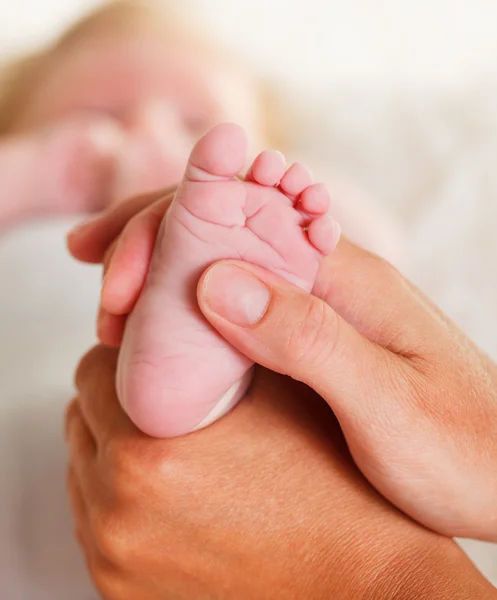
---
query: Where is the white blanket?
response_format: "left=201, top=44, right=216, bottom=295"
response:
left=1, top=220, right=101, bottom=599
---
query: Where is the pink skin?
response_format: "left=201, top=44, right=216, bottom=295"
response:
left=0, top=116, right=124, bottom=228
left=25, top=34, right=263, bottom=195
left=0, top=32, right=262, bottom=228
left=115, top=123, right=340, bottom=438
left=3, top=24, right=400, bottom=262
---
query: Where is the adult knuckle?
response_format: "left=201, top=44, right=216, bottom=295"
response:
left=74, top=346, right=101, bottom=390
left=101, top=435, right=174, bottom=503
left=90, top=559, right=127, bottom=600
left=64, top=399, right=79, bottom=438
left=74, top=345, right=117, bottom=390
left=285, top=298, right=338, bottom=369
left=101, top=438, right=142, bottom=499
left=103, top=437, right=131, bottom=471
left=64, top=398, right=78, bottom=423
left=91, top=507, right=136, bottom=568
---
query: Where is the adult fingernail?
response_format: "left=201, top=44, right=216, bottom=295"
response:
left=203, top=264, right=270, bottom=326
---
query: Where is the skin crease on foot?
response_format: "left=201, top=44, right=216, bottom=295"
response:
left=114, top=123, right=341, bottom=438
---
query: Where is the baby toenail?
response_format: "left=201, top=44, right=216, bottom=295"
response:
left=203, top=264, right=270, bottom=326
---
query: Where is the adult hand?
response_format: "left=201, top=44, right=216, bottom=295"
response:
left=196, top=241, right=497, bottom=541
left=66, top=345, right=494, bottom=600
left=67, top=188, right=175, bottom=345
left=67, top=191, right=497, bottom=541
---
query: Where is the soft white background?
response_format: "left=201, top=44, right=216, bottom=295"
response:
left=1, top=1, right=497, bottom=597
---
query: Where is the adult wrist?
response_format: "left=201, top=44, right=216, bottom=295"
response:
left=366, top=535, right=495, bottom=599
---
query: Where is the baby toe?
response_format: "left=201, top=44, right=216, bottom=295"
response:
left=299, top=183, right=331, bottom=216
left=307, top=215, right=341, bottom=256
left=246, top=150, right=286, bottom=186
left=187, top=123, right=248, bottom=181
left=279, top=163, right=313, bottom=198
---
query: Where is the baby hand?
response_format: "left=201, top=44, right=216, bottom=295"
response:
left=38, top=115, right=125, bottom=213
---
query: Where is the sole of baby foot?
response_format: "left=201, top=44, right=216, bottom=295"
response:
left=117, top=123, right=340, bottom=437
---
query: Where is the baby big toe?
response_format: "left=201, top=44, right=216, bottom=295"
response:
left=187, top=123, right=248, bottom=181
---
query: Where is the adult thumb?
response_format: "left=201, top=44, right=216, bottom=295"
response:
left=197, top=260, right=402, bottom=421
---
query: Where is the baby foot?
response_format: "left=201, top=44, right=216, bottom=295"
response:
left=117, top=123, right=340, bottom=437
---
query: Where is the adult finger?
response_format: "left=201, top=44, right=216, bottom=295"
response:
left=67, top=465, right=92, bottom=554
left=67, top=187, right=175, bottom=263
left=197, top=260, right=408, bottom=425
left=101, top=196, right=168, bottom=315
left=96, top=197, right=169, bottom=346
left=65, top=398, right=96, bottom=453
left=314, top=238, right=448, bottom=354
left=74, top=345, right=137, bottom=445
left=97, top=306, right=127, bottom=348
left=65, top=400, right=101, bottom=503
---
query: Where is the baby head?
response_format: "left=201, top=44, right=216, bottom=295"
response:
left=0, top=1, right=278, bottom=192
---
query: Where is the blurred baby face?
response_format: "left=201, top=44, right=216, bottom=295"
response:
left=16, top=32, right=264, bottom=194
